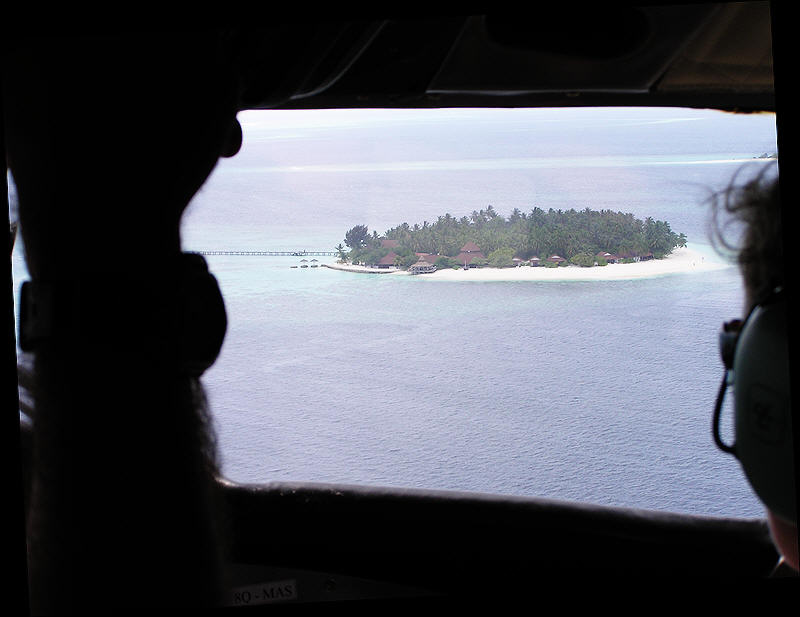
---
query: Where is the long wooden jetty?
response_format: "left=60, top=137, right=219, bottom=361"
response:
left=192, top=250, right=337, bottom=256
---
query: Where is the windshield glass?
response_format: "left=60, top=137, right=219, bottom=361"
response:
left=13, top=106, right=778, bottom=518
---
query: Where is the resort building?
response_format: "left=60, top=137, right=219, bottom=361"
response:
left=453, top=241, right=486, bottom=268
left=415, top=252, right=441, bottom=262
left=376, top=252, right=399, bottom=269
left=596, top=251, right=617, bottom=264
left=409, top=256, right=436, bottom=274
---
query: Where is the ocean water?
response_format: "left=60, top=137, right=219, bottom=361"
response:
left=12, top=107, right=780, bottom=518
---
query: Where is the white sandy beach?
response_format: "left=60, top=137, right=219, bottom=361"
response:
left=324, top=246, right=732, bottom=282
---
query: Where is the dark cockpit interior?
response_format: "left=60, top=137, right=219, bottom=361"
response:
left=231, top=4, right=776, bottom=112
left=3, top=3, right=796, bottom=611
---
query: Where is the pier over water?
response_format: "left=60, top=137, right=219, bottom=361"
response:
left=191, top=250, right=337, bottom=257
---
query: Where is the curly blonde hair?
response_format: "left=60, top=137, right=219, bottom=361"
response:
left=709, top=164, right=783, bottom=308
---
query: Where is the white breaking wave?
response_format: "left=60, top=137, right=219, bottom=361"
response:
left=230, top=155, right=773, bottom=175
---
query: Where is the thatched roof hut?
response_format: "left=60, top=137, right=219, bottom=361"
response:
left=409, top=256, right=436, bottom=274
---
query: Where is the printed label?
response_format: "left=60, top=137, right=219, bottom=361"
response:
left=229, top=580, right=297, bottom=606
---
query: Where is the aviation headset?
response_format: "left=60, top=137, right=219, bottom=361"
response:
left=714, top=287, right=796, bottom=523
left=19, top=252, right=227, bottom=377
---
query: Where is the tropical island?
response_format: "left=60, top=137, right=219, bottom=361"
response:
left=333, top=206, right=689, bottom=275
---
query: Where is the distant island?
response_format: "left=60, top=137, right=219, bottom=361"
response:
left=336, top=206, right=687, bottom=273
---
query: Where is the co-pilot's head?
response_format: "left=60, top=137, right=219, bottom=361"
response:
left=710, top=168, right=797, bottom=571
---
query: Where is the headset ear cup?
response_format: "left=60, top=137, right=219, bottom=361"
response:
left=732, top=300, right=796, bottom=522
left=177, top=254, right=227, bottom=376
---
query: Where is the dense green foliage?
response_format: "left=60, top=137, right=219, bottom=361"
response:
left=342, top=206, right=687, bottom=267
left=343, top=224, right=370, bottom=249
left=487, top=247, right=515, bottom=268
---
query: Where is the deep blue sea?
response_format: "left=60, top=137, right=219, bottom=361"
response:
left=12, top=106, right=780, bottom=518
